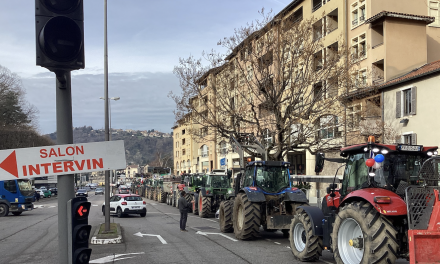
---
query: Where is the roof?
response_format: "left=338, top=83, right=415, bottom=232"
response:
left=365, top=11, right=435, bottom=24
left=342, top=60, right=440, bottom=101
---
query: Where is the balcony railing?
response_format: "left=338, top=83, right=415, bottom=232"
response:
left=327, top=26, right=338, bottom=34
left=359, top=16, right=365, bottom=22
left=312, top=2, right=322, bottom=12
left=352, top=19, right=358, bottom=26
left=373, top=77, right=384, bottom=85
left=372, top=43, right=384, bottom=49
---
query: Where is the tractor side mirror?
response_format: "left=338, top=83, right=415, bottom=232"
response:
left=315, top=153, right=325, bottom=173
left=235, top=173, right=242, bottom=194
left=327, top=183, right=338, bottom=195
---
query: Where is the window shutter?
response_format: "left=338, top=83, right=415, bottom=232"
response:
left=396, top=91, right=401, bottom=118
left=410, top=86, right=417, bottom=115
left=411, top=133, right=417, bottom=145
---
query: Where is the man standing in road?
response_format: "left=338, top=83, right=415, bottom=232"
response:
left=178, top=191, right=189, bottom=232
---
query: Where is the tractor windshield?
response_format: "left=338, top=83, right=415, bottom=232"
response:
left=206, top=175, right=230, bottom=188
left=17, top=180, right=34, bottom=196
left=342, top=153, right=427, bottom=195
left=193, top=175, right=204, bottom=187
left=255, top=166, right=289, bottom=193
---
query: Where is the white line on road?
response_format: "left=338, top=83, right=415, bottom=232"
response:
left=196, top=231, right=238, bottom=242
left=92, top=205, right=98, bottom=207
left=320, top=260, right=335, bottom=264
left=286, top=246, right=291, bottom=249
left=274, top=242, right=281, bottom=245
left=133, top=232, right=167, bottom=244
left=48, top=206, right=56, bottom=208
left=90, top=252, right=145, bottom=263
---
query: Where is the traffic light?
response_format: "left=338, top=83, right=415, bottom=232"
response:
left=68, top=197, right=92, bottom=264
left=35, top=0, right=85, bottom=71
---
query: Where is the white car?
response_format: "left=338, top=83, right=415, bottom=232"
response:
left=102, top=194, right=146, bottom=218
left=35, top=189, right=45, bottom=197
left=40, top=186, right=47, bottom=191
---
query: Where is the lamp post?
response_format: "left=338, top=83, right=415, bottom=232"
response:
left=100, top=96, right=120, bottom=198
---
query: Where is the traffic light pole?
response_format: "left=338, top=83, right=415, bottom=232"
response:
left=56, top=71, right=75, bottom=264
left=104, top=0, right=111, bottom=232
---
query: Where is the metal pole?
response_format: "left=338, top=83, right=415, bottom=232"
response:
left=109, top=100, right=114, bottom=196
left=56, top=70, right=74, bottom=264
left=104, top=0, right=111, bottom=231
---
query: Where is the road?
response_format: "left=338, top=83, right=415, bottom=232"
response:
left=0, top=192, right=410, bottom=264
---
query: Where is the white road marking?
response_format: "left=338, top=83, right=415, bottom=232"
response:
left=274, top=242, right=281, bottom=245
left=89, top=252, right=144, bottom=263
left=320, top=260, right=335, bottom=264
left=34, top=205, right=44, bottom=209
left=92, top=205, right=98, bottom=207
left=196, top=231, right=238, bottom=242
left=286, top=246, right=291, bottom=249
left=48, top=206, right=56, bottom=208
left=133, top=232, right=167, bottom=244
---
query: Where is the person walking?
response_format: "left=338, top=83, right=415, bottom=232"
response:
left=178, top=191, right=189, bottom=232
left=35, top=190, right=40, bottom=202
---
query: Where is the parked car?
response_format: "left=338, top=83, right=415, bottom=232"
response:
left=95, top=188, right=104, bottom=195
left=118, top=185, right=129, bottom=194
left=35, top=189, right=45, bottom=198
left=40, top=186, right=47, bottom=191
left=75, top=189, right=88, bottom=197
left=102, top=194, right=146, bottom=218
left=49, top=188, right=57, bottom=195
left=42, top=190, right=52, bottom=198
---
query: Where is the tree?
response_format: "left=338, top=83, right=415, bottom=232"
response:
left=150, top=151, right=173, bottom=168
left=170, top=9, right=365, bottom=161
left=0, top=65, right=37, bottom=130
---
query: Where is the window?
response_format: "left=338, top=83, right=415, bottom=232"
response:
left=314, top=50, right=323, bottom=71
left=182, top=129, right=186, bottom=135
left=351, top=0, right=366, bottom=29
left=219, top=141, right=228, bottom=155
left=201, top=145, right=209, bottom=157
left=314, top=82, right=324, bottom=101
left=326, top=9, right=339, bottom=34
left=187, top=159, right=191, bottom=167
left=351, top=33, right=367, bottom=60
left=402, top=133, right=417, bottom=145
left=284, top=7, right=303, bottom=31
left=312, top=0, right=322, bottom=12
left=263, top=129, right=273, bottom=148
left=4, top=180, right=17, bottom=193
left=182, top=149, right=186, bottom=156
left=396, top=87, right=417, bottom=118
left=315, top=115, right=341, bottom=139
left=313, top=19, right=323, bottom=41
left=182, top=138, right=185, bottom=145
left=347, top=105, right=362, bottom=130
left=429, top=1, right=440, bottom=27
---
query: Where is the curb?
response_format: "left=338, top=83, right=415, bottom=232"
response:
left=90, top=223, right=123, bottom=245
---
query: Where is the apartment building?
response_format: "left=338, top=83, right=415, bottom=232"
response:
left=172, top=0, right=440, bottom=201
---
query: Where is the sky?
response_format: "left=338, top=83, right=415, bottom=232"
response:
left=0, top=0, right=292, bottom=135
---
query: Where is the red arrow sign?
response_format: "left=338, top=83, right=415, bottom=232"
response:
left=0, top=151, right=18, bottom=178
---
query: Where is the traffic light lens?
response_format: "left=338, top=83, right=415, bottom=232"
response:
left=42, top=0, right=81, bottom=13
left=39, top=16, right=82, bottom=62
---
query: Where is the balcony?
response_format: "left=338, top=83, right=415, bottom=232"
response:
left=359, top=16, right=365, bottom=22
left=352, top=19, right=358, bottom=26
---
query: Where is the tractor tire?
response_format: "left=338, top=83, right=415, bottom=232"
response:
left=185, top=194, right=193, bottom=213
left=154, top=190, right=158, bottom=201
left=149, top=190, right=153, bottom=200
left=160, top=190, right=166, bottom=203
left=332, top=201, right=399, bottom=264
left=233, top=193, right=261, bottom=240
left=0, top=204, right=9, bottom=217
left=289, top=208, right=323, bottom=261
left=220, top=200, right=233, bottom=233
left=157, top=190, right=162, bottom=202
left=198, top=191, right=211, bottom=218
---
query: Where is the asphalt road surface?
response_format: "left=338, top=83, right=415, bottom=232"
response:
left=0, top=193, right=410, bottom=264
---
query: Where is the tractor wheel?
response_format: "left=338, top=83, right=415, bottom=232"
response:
left=149, top=190, right=153, bottom=200
left=219, top=200, right=233, bottom=233
left=154, top=190, right=158, bottom=201
left=160, top=190, right=166, bottom=203
left=332, top=201, right=398, bottom=264
left=145, top=189, right=148, bottom=198
left=233, top=193, right=261, bottom=240
left=289, top=208, right=323, bottom=261
left=199, top=191, right=211, bottom=218
left=185, top=194, right=193, bottom=213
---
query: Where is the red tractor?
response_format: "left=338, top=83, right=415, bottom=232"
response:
left=289, top=136, right=440, bottom=264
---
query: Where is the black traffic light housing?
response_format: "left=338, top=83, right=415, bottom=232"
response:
left=68, top=197, right=92, bottom=264
left=35, top=0, right=85, bottom=71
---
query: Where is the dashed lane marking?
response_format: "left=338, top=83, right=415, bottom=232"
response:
left=274, top=242, right=281, bottom=245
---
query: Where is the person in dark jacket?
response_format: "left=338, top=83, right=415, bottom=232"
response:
left=178, top=191, right=190, bottom=232
left=34, top=190, right=40, bottom=202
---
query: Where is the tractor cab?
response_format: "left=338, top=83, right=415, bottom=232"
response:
left=335, top=137, right=438, bottom=199
left=243, top=161, right=291, bottom=194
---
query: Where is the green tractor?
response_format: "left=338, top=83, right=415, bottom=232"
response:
left=182, top=173, right=206, bottom=214
left=156, top=178, right=167, bottom=203
left=145, top=179, right=154, bottom=199
left=197, top=170, right=234, bottom=218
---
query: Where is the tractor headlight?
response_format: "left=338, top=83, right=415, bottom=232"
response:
left=428, top=151, right=433, bottom=156
left=228, top=190, right=232, bottom=194
left=435, top=151, right=438, bottom=155
left=381, top=149, right=389, bottom=154
left=373, top=148, right=380, bottom=153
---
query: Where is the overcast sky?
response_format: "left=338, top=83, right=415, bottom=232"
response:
left=0, top=0, right=291, bottom=135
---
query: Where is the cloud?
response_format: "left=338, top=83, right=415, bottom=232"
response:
left=23, top=71, right=180, bottom=134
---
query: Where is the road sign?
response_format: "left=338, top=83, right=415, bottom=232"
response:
left=220, top=158, right=226, bottom=166
left=0, top=140, right=126, bottom=181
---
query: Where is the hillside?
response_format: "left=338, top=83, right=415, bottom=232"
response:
left=45, top=126, right=173, bottom=166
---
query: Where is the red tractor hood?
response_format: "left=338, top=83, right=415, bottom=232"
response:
left=342, top=188, right=407, bottom=216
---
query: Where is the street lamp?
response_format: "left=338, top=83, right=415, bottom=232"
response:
left=99, top=96, right=120, bottom=140
left=99, top=96, right=120, bottom=196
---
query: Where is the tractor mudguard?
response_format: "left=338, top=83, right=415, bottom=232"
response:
left=285, top=191, right=309, bottom=203
left=297, top=206, right=324, bottom=236
left=200, top=188, right=213, bottom=197
left=341, top=188, right=407, bottom=216
left=243, top=188, right=266, bottom=202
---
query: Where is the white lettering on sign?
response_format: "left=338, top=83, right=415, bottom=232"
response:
left=0, top=141, right=126, bottom=181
